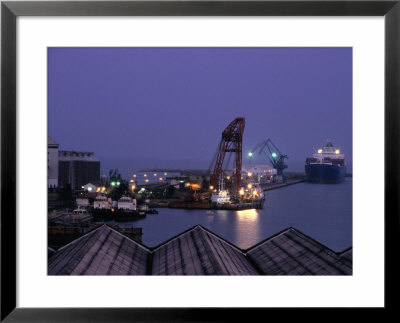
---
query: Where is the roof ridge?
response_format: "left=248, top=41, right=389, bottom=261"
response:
left=56, top=223, right=105, bottom=252
left=104, top=224, right=151, bottom=252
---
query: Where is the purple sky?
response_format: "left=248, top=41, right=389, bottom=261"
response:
left=48, top=47, right=352, bottom=177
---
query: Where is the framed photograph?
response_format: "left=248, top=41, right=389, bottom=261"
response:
left=1, top=0, right=398, bottom=320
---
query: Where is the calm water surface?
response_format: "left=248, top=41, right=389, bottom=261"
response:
left=118, top=178, right=352, bottom=252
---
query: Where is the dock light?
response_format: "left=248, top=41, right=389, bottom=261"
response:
left=239, top=189, right=245, bottom=195
left=248, top=152, right=253, bottom=157
left=335, top=149, right=340, bottom=154
left=271, top=152, right=277, bottom=158
left=318, top=149, right=323, bottom=154
left=247, top=184, right=252, bottom=189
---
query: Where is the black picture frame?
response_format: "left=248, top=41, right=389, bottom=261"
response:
left=1, top=0, right=399, bottom=321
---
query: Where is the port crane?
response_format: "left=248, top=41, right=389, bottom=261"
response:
left=209, top=117, right=245, bottom=195
left=250, top=139, right=288, bottom=182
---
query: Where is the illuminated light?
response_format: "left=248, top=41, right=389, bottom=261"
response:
left=81, top=186, right=84, bottom=189
left=209, top=185, right=214, bottom=190
left=88, top=187, right=92, bottom=192
left=271, top=152, right=277, bottom=158
left=130, top=179, right=134, bottom=183
left=253, top=190, right=258, bottom=196
left=159, top=177, right=163, bottom=181
left=96, top=187, right=100, bottom=192
left=111, top=181, right=115, bottom=186
left=239, top=189, right=245, bottom=195
left=145, top=179, right=149, bottom=183
left=335, top=149, right=340, bottom=154
left=191, top=184, right=201, bottom=190
left=154, top=173, right=157, bottom=176
left=227, top=176, right=230, bottom=180
left=133, top=174, right=137, bottom=178
left=131, top=185, right=136, bottom=191
left=116, top=182, right=120, bottom=186
left=164, top=172, right=167, bottom=176
left=247, top=172, right=252, bottom=177
left=248, top=152, right=253, bottom=157
left=186, top=183, right=191, bottom=187
left=247, top=184, right=252, bottom=189
left=318, top=149, right=323, bottom=154
left=144, top=174, right=147, bottom=177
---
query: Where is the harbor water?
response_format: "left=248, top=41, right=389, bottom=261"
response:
left=118, top=178, right=352, bottom=252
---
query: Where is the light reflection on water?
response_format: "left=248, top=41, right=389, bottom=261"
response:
left=118, top=178, right=352, bottom=251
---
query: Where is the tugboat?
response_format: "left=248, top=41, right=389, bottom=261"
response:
left=305, top=140, right=346, bottom=183
left=92, top=194, right=112, bottom=218
left=114, top=195, right=146, bottom=221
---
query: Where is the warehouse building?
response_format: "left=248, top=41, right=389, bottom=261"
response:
left=48, top=224, right=352, bottom=276
left=58, top=150, right=100, bottom=190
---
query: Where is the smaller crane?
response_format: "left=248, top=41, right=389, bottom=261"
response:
left=250, top=139, right=288, bottom=182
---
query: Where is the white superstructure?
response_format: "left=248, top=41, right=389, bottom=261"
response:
left=93, top=194, right=111, bottom=210
left=311, top=141, right=345, bottom=165
left=117, top=196, right=137, bottom=211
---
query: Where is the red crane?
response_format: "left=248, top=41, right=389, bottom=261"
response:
left=210, top=117, right=245, bottom=195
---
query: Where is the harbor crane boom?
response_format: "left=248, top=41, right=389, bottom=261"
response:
left=210, top=117, right=245, bottom=194
left=251, top=139, right=288, bottom=182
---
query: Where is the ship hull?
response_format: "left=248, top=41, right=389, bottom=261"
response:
left=305, top=164, right=346, bottom=183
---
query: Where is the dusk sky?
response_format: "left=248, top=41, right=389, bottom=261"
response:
left=48, top=47, right=352, bottom=178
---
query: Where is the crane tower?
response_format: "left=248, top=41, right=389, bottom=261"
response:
left=210, top=117, right=245, bottom=195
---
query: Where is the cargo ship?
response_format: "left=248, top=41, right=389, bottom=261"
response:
left=305, top=141, right=346, bottom=183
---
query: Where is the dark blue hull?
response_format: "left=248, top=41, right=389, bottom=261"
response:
left=305, top=164, right=346, bottom=183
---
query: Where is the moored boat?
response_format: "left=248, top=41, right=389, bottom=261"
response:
left=305, top=140, right=346, bottom=183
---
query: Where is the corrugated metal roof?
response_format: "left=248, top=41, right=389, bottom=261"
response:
left=48, top=225, right=151, bottom=275
left=152, top=226, right=258, bottom=275
left=246, top=228, right=352, bottom=275
left=48, top=225, right=352, bottom=276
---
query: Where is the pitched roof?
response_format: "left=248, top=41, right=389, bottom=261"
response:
left=48, top=225, right=352, bottom=276
left=151, top=226, right=258, bottom=275
left=48, top=225, right=151, bottom=275
left=246, top=227, right=352, bottom=275
left=48, top=136, right=59, bottom=147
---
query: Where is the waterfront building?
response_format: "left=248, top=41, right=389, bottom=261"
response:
left=242, top=164, right=277, bottom=176
left=48, top=136, right=59, bottom=188
left=58, top=151, right=100, bottom=190
left=82, top=183, right=97, bottom=192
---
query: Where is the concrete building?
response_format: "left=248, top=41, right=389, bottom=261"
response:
left=48, top=136, right=59, bottom=188
left=58, top=151, right=100, bottom=190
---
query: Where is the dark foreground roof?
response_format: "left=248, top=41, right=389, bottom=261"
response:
left=48, top=225, right=352, bottom=276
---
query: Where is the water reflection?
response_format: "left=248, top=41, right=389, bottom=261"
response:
left=234, top=209, right=260, bottom=249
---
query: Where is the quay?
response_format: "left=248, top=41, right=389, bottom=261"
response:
left=261, top=178, right=306, bottom=191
